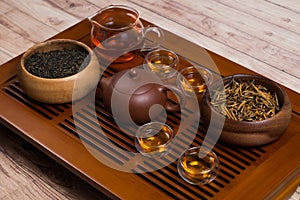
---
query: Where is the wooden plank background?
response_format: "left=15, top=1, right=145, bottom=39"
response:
left=0, top=0, right=299, bottom=199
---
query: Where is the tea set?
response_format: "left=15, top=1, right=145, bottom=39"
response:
left=18, top=4, right=291, bottom=185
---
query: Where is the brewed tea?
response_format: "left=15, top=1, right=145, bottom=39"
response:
left=178, top=147, right=219, bottom=185
left=135, top=122, right=174, bottom=157
left=89, top=5, right=164, bottom=64
left=178, top=66, right=213, bottom=100
left=180, top=72, right=206, bottom=94
left=137, top=125, right=172, bottom=153
left=148, top=55, right=175, bottom=76
left=92, top=27, right=144, bottom=63
left=144, top=49, right=179, bottom=81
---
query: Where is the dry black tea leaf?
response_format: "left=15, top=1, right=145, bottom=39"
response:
left=210, top=79, right=280, bottom=122
left=25, top=47, right=90, bottom=78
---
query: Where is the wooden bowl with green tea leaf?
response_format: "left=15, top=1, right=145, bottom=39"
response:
left=200, top=74, right=292, bottom=147
left=18, top=39, right=101, bottom=104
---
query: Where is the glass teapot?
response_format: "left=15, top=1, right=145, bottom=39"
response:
left=88, top=5, right=164, bottom=64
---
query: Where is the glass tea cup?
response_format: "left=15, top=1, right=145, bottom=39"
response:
left=143, top=49, right=180, bottom=82
left=135, top=122, right=174, bottom=158
left=177, top=66, right=213, bottom=103
left=89, top=5, right=164, bottom=63
left=177, top=147, right=220, bottom=185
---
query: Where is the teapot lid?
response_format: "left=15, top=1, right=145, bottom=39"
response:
left=112, top=68, right=158, bottom=95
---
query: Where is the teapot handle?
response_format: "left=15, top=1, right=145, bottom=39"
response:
left=159, top=85, right=186, bottom=112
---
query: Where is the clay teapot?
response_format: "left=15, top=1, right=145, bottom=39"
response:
left=99, top=68, right=185, bottom=125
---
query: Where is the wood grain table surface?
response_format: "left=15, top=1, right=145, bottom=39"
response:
left=0, top=0, right=299, bottom=199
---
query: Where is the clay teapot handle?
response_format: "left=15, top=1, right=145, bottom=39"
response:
left=159, top=85, right=186, bottom=112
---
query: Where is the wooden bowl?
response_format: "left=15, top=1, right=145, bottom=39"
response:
left=18, top=39, right=101, bottom=104
left=200, top=74, right=292, bottom=147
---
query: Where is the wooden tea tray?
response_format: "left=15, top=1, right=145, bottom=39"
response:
left=0, top=18, right=300, bottom=200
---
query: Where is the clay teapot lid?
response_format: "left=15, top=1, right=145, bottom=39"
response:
left=112, top=68, right=158, bottom=95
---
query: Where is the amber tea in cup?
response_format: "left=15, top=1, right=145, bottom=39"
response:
left=89, top=5, right=164, bottom=63
left=135, top=122, right=174, bottom=157
left=144, top=49, right=179, bottom=81
left=177, top=147, right=219, bottom=185
left=178, top=66, right=213, bottom=96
